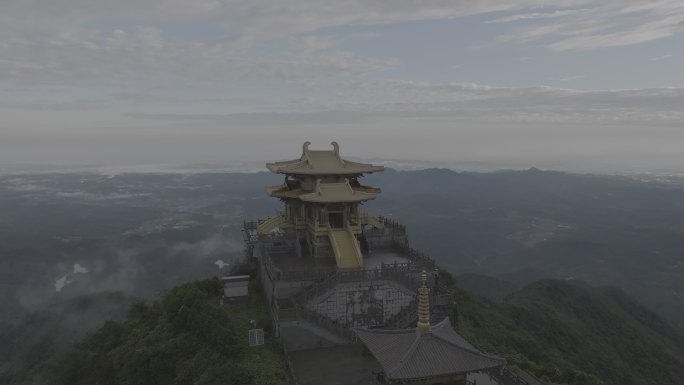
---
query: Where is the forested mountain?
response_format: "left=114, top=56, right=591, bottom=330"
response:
left=2, top=169, right=684, bottom=385
left=2, top=169, right=684, bottom=325
left=444, top=273, right=684, bottom=385
left=2, top=278, right=285, bottom=385
left=364, top=168, right=684, bottom=325
left=5, top=274, right=684, bottom=385
left=0, top=292, right=132, bottom=385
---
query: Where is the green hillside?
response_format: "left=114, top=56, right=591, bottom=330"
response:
left=443, top=272, right=684, bottom=385
left=0, top=292, right=133, bottom=385
left=36, top=278, right=286, bottom=385
left=8, top=273, right=684, bottom=385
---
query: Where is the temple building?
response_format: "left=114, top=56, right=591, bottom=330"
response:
left=243, top=142, right=522, bottom=385
left=258, top=141, right=385, bottom=268
left=356, top=271, right=506, bottom=385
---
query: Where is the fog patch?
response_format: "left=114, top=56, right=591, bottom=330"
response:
left=55, top=275, right=72, bottom=292
left=73, top=263, right=88, bottom=274
left=169, top=234, right=243, bottom=260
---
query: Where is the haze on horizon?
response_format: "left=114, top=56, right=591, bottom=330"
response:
left=1, top=1, right=684, bottom=174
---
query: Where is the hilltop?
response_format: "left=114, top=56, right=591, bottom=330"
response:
left=4, top=278, right=287, bottom=385
left=445, top=273, right=684, bottom=385
left=5, top=273, right=684, bottom=385
left=0, top=292, right=132, bottom=385
left=2, top=169, right=684, bottom=385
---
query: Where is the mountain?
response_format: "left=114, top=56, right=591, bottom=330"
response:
left=3, top=169, right=684, bottom=384
left=3, top=169, right=684, bottom=326
left=444, top=272, right=684, bottom=385
left=363, top=168, right=684, bottom=325
left=27, top=278, right=286, bottom=385
left=0, top=292, right=133, bottom=385
left=507, top=280, right=684, bottom=385
left=454, top=273, right=519, bottom=302
left=8, top=274, right=684, bottom=385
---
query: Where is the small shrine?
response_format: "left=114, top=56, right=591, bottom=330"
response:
left=355, top=271, right=506, bottom=385
left=258, top=141, right=385, bottom=268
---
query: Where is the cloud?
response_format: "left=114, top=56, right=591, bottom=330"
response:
left=649, top=54, right=674, bottom=61
left=0, top=99, right=100, bottom=111
left=127, top=110, right=370, bottom=125
left=501, top=1, right=684, bottom=51
left=0, top=0, right=557, bottom=87
left=558, top=75, right=586, bottom=82
left=0, top=26, right=395, bottom=86
left=487, top=9, right=589, bottom=24
left=126, top=80, right=684, bottom=125
left=1, top=0, right=683, bottom=90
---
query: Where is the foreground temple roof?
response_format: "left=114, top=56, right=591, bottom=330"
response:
left=266, top=141, right=384, bottom=175
left=355, top=318, right=506, bottom=380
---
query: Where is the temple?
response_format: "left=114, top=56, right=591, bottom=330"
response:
left=356, top=271, right=506, bottom=385
left=259, top=141, right=385, bottom=268
left=243, top=142, right=533, bottom=385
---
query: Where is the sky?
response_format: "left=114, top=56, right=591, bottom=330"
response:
left=1, top=1, right=684, bottom=173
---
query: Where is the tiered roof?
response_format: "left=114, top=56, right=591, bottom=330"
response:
left=355, top=271, right=505, bottom=381
left=355, top=318, right=505, bottom=380
left=266, top=141, right=384, bottom=175
left=266, top=179, right=380, bottom=203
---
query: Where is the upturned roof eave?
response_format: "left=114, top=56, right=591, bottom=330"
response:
left=354, top=318, right=506, bottom=380
left=266, top=160, right=384, bottom=175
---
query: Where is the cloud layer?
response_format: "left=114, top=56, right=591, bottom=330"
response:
left=1, top=0, right=683, bottom=169
left=4, top=0, right=683, bottom=86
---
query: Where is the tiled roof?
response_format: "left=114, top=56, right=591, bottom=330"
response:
left=267, top=180, right=379, bottom=203
left=355, top=318, right=505, bottom=380
left=266, top=142, right=384, bottom=175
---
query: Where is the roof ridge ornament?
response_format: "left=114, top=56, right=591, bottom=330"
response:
left=417, top=269, right=431, bottom=333
left=266, top=142, right=383, bottom=175
left=302, top=141, right=313, bottom=168
left=331, top=141, right=346, bottom=167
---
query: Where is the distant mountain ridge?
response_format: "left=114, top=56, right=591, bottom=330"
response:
left=363, top=168, right=684, bottom=325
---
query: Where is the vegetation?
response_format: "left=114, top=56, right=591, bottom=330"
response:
left=8, top=271, right=684, bottom=385
left=41, top=278, right=286, bottom=385
left=366, top=168, right=684, bottom=325
left=4, top=170, right=684, bottom=385
left=439, top=272, right=684, bottom=385
left=0, top=292, right=133, bottom=385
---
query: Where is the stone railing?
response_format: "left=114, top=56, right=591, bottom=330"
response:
left=378, top=216, right=406, bottom=232
left=383, top=290, right=454, bottom=329
left=256, top=212, right=284, bottom=234
left=363, top=215, right=407, bottom=245
left=328, top=227, right=343, bottom=267
left=292, top=264, right=423, bottom=305
left=258, top=244, right=336, bottom=282
left=276, top=300, right=357, bottom=342
left=278, top=268, right=338, bottom=282
left=390, top=240, right=436, bottom=270
left=498, top=367, right=547, bottom=385
left=242, top=220, right=259, bottom=247
left=384, top=298, right=417, bottom=329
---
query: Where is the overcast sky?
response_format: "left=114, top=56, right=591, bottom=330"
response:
left=1, top=1, right=683, bottom=173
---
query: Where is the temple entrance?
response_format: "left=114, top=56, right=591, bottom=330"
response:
left=328, top=212, right=344, bottom=228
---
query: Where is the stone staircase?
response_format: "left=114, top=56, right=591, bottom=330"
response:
left=256, top=213, right=283, bottom=234
left=329, top=226, right=363, bottom=268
